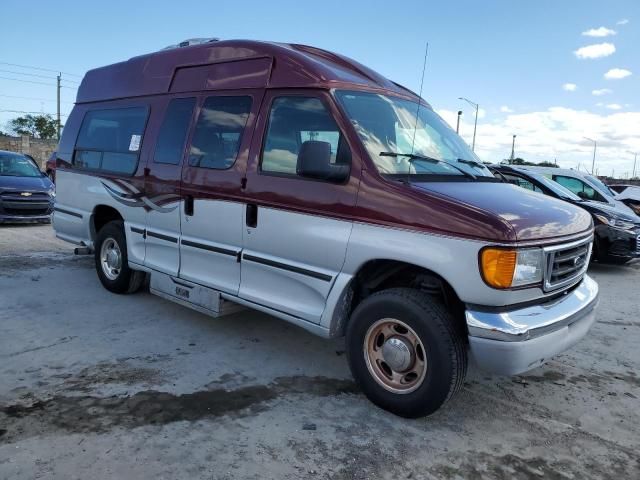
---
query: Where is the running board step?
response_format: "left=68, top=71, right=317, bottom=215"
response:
left=149, top=272, right=245, bottom=318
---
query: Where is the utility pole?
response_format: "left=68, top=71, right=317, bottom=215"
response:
left=459, top=97, right=479, bottom=151
left=456, top=110, right=462, bottom=134
left=56, top=73, right=61, bottom=140
left=510, top=135, right=516, bottom=162
left=628, top=151, right=638, bottom=179
left=583, top=136, right=597, bottom=174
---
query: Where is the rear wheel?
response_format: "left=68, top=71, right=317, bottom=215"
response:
left=346, top=288, right=467, bottom=418
left=94, top=220, right=145, bottom=293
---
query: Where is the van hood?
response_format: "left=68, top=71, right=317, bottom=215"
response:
left=0, top=174, right=53, bottom=192
left=413, top=181, right=593, bottom=241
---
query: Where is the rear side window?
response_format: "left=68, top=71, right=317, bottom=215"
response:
left=75, top=107, right=148, bottom=175
left=261, top=97, right=350, bottom=176
left=154, top=98, right=196, bottom=165
left=188, top=96, right=252, bottom=170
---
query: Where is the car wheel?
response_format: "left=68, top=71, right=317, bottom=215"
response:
left=346, top=288, right=467, bottom=418
left=95, top=220, right=145, bottom=294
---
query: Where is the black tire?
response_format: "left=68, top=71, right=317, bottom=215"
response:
left=346, top=288, right=467, bottom=418
left=94, top=220, right=145, bottom=294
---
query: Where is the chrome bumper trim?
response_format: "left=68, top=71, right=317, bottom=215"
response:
left=466, top=275, right=599, bottom=342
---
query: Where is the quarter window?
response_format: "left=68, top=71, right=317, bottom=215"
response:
left=261, top=97, right=350, bottom=176
left=75, top=107, right=148, bottom=175
left=154, top=98, right=196, bottom=165
left=188, top=96, right=252, bottom=170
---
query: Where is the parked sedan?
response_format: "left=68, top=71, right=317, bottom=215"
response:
left=609, top=184, right=640, bottom=215
left=492, top=165, right=640, bottom=264
left=45, top=151, right=57, bottom=182
left=0, top=150, right=55, bottom=223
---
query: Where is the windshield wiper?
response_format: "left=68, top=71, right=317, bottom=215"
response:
left=379, top=151, right=477, bottom=180
left=457, top=158, right=485, bottom=169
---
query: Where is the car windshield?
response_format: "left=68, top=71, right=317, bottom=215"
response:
left=586, top=175, right=616, bottom=197
left=335, top=91, right=492, bottom=178
left=0, top=152, right=42, bottom=177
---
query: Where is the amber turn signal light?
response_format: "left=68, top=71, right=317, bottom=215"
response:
left=480, top=248, right=517, bottom=289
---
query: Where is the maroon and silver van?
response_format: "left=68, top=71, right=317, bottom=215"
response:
left=53, top=39, right=599, bottom=417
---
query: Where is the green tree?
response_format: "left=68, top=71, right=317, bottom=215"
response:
left=9, top=114, right=58, bottom=139
left=536, top=161, right=558, bottom=168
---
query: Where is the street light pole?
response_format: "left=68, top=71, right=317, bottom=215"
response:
left=628, top=151, right=638, bottom=179
left=459, top=97, right=479, bottom=151
left=510, top=135, right=516, bottom=162
left=456, top=110, right=462, bottom=134
left=583, top=136, right=597, bottom=174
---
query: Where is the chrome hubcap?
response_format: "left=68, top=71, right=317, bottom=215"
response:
left=100, top=237, right=122, bottom=281
left=364, top=318, right=427, bottom=394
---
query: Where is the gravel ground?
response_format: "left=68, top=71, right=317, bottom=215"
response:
left=0, top=224, right=639, bottom=479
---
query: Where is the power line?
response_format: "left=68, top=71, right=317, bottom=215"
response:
left=0, top=75, right=58, bottom=87
left=0, top=94, right=74, bottom=104
left=0, top=76, right=77, bottom=90
left=0, top=109, right=69, bottom=117
left=0, top=69, right=60, bottom=80
left=0, top=61, right=82, bottom=78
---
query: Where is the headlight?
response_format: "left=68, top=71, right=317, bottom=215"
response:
left=49, top=190, right=56, bottom=198
left=594, top=213, right=636, bottom=231
left=480, top=247, right=543, bottom=289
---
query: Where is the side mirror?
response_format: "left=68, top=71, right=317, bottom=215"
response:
left=577, top=191, right=589, bottom=199
left=296, top=141, right=349, bottom=182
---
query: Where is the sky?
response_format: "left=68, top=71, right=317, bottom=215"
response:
left=1, top=0, right=638, bottom=176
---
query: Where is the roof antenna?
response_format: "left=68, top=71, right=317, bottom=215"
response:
left=410, top=42, right=429, bottom=156
left=402, top=42, right=429, bottom=185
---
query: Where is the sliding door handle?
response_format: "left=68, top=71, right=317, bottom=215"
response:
left=246, top=204, right=258, bottom=228
left=184, top=195, right=194, bottom=216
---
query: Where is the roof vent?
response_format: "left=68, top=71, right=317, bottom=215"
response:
left=162, top=37, right=220, bottom=50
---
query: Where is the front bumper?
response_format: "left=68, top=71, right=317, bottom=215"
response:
left=465, top=275, right=599, bottom=375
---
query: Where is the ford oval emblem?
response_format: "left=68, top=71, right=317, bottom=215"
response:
left=20, top=192, right=32, bottom=197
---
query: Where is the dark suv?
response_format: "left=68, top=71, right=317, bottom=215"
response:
left=0, top=150, right=55, bottom=223
left=492, top=165, right=640, bottom=264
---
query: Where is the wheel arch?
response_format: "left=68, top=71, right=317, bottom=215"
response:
left=327, top=258, right=467, bottom=339
left=91, top=204, right=124, bottom=241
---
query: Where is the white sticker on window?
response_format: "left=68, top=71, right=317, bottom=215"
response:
left=129, top=134, right=141, bottom=151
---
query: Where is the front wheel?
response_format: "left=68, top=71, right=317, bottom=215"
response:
left=346, top=288, right=467, bottom=418
left=94, top=220, right=145, bottom=294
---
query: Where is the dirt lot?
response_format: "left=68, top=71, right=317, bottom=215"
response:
left=1, top=224, right=639, bottom=479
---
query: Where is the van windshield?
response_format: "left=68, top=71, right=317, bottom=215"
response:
left=335, top=91, right=492, bottom=178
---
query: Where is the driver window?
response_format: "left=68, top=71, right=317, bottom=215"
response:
left=261, top=96, right=350, bottom=176
left=553, top=175, right=603, bottom=201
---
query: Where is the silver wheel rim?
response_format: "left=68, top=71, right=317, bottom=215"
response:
left=100, top=237, right=122, bottom=281
left=363, top=318, right=428, bottom=394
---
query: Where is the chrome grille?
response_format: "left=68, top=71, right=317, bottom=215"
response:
left=543, top=237, right=592, bottom=292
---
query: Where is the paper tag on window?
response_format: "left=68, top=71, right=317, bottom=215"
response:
left=129, top=134, right=141, bottom=151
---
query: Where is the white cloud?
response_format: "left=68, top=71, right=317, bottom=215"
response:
left=617, top=19, right=629, bottom=25
left=562, top=83, right=577, bottom=91
left=592, top=88, right=613, bottom=96
left=574, top=42, right=616, bottom=59
left=500, top=106, right=514, bottom=113
left=436, top=106, right=640, bottom=175
left=582, top=27, right=616, bottom=37
left=604, top=68, right=632, bottom=79
left=605, top=104, right=622, bottom=110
